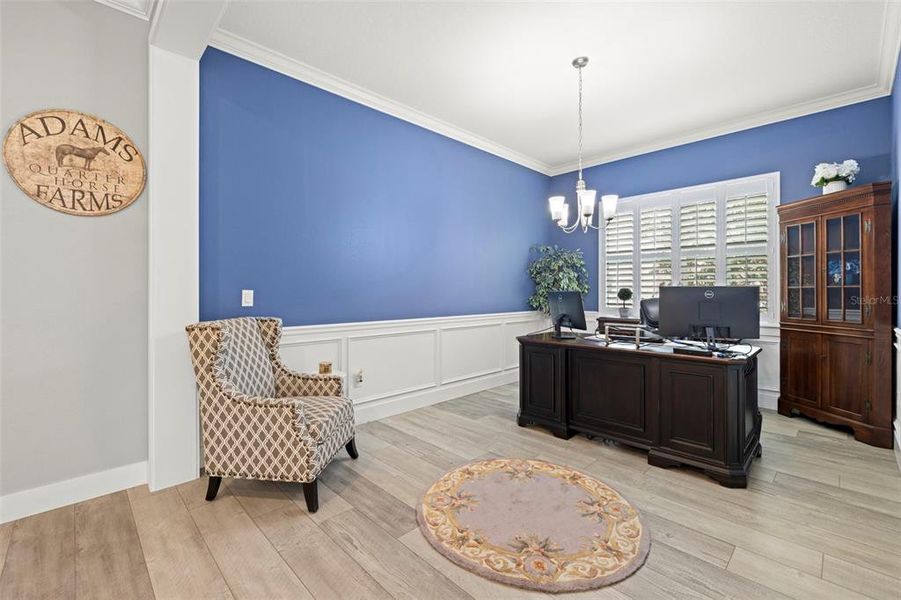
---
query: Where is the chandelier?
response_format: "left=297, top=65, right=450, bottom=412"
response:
left=548, top=57, right=618, bottom=233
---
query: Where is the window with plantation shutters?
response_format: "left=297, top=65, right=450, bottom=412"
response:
left=600, top=173, right=779, bottom=323
left=604, top=213, right=634, bottom=308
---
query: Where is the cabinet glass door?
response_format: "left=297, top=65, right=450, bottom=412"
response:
left=785, top=221, right=817, bottom=319
left=825, top=214, right=862, bottom=323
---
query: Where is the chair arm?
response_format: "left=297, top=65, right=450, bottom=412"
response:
left=275, top=362, right=343, bottom=397
left=228, top=392, right=310, bottom=437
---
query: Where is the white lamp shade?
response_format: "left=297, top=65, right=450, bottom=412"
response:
left=548, top=195, right=566, bottom=220
left=578, top=189, right=597, bottom=217
left=559, top=203, right=569, bottom=226
left=601, top=194, right=619, bottom=220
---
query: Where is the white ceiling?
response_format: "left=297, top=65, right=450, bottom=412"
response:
left=212, top=1, right=901, bottom=175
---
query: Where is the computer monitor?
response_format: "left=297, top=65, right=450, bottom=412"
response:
left=547, top=291, right=587, bottom=339
left=658, top=286, right=760, bottom=342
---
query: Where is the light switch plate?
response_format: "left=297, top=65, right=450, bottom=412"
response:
left=241, top=289, right=254, bottom=307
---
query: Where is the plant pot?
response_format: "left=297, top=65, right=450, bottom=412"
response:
left=619, top=307, right=631, bottom=318
left=823, top=180, right=848, bottom=195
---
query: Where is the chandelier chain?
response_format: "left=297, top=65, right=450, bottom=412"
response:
left=577, top=64, right=583, bottom=180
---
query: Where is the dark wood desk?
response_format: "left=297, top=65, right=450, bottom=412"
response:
left=517, top=333, right=762, bottom=487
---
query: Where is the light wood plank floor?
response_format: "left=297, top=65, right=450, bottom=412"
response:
left=1, top=383, right=899, bottom=599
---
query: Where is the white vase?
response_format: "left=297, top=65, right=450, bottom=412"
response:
left=823, top=180, right=848, bottom=195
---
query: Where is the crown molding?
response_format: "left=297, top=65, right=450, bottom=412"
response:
left=547, top=82, right=892, bottom=177
left=93, top=0, right=154, bottom=21
left=209, top=0, right=901, bottom=180
left=550, top=1, right=901, bottom=177
left=208, top=28, right=554, bottom=175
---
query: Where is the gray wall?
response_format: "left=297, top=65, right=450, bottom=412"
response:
left=1, top=1, right=149, bottom=495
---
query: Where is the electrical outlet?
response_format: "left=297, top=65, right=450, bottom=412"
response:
left=241, top=289, right=254, bottom=307
left=355, top=369, right=364, bottom=386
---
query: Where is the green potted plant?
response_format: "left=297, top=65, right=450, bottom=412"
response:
left=617, top=287, right=633, bottom=318
left=527, top=245, right=590, bottom=313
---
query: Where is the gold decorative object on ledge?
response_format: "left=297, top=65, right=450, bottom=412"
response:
left=3, top=108, right=146, bottom=216
left=318, top=361, right=332, bottom=374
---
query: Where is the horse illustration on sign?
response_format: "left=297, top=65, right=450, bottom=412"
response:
left=55, top=144, right=110, bottom=170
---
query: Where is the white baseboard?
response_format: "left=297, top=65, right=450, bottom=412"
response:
left=759, top=388, right=779, bottom=411
left=0, top=461, right=147, bottom=524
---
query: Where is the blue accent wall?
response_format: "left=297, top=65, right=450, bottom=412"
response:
left=200, top=48, right=549, bottom=325
left=548, top=98, right=894, bottom=310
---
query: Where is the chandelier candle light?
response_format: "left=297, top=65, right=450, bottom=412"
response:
left=549, top=56, right=618, bottom=233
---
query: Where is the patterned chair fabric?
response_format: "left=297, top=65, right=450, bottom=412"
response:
left=185, top=317, right=354, bottom=483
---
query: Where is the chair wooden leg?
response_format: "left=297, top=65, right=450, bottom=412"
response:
left=346, top=437, right=359, bottom=459
left=302, top=480, right=319, bottom=513
left=205, top=476, right=222, bottom=501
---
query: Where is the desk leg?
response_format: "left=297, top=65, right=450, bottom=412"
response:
left=704, top=470, right=748, bottom=489
left=552, top=427, right=574, bottom=440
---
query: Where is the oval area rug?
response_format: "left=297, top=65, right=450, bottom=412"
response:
left=417, top=458, right=650, bottom=592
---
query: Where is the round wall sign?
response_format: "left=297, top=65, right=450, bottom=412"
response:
left=3, top=109, right=146, bottom=216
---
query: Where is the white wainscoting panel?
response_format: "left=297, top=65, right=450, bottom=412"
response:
left=280, top=311, right=547, bottom=423
left=440, top=323, right=504, bottom=384
left=754, top=324, right=781, bottom=410
left=279, top=337, right=343, bottom=374
left=504, top=317, right=549, bottom=369
left=349, top=329, right=438, bottom=404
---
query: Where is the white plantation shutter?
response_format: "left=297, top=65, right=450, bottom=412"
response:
left=640, top=259, right=671, bottom=299
left=604, top=213, right=634, bottom=308
left=725, top=193, right=769, bottom=310
left=726, top=195, right=768, bottom=245
left=601, top=174, right=777, bottom=321
left=640, top=208, right=672, bottom=252
left=680, top=257, right=717, bottom=287
left=727, top=255, right=768, bottom=309
left=680, top=201, right=716, bottom=249
left=605, top=263, right=634, bottom=308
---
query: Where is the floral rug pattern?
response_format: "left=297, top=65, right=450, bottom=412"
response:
left=417, top=458, right=650, bottom=592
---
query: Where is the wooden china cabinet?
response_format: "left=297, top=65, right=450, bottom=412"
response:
left=777, top=182, right=893, bottom=448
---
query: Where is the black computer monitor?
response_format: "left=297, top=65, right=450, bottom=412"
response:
left=547, top=291, right=587, bottom=339
left=658, top=286, right=759, bottom=342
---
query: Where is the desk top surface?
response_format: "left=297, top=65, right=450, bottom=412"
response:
left=518, top=332, right=761, bottom=364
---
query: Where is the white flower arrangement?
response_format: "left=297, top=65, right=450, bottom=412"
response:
left=811, top=159, right=859, bottom=187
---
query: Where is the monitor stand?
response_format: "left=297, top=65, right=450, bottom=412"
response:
left=552, top=315, right=577, bottom=340
left=672, top=325, right=720, bottom=357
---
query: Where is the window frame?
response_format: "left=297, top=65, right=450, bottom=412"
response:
left=599, top=172, right=780, bottom=325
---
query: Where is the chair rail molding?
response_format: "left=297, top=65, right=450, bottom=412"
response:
left=278, top=310, right=547, bottom=423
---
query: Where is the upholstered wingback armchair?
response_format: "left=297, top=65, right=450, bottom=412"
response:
left=185, top=317, right=357, bottom=512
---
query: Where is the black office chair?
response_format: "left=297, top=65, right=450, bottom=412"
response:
left=640, top=298, right=660, bottom=330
